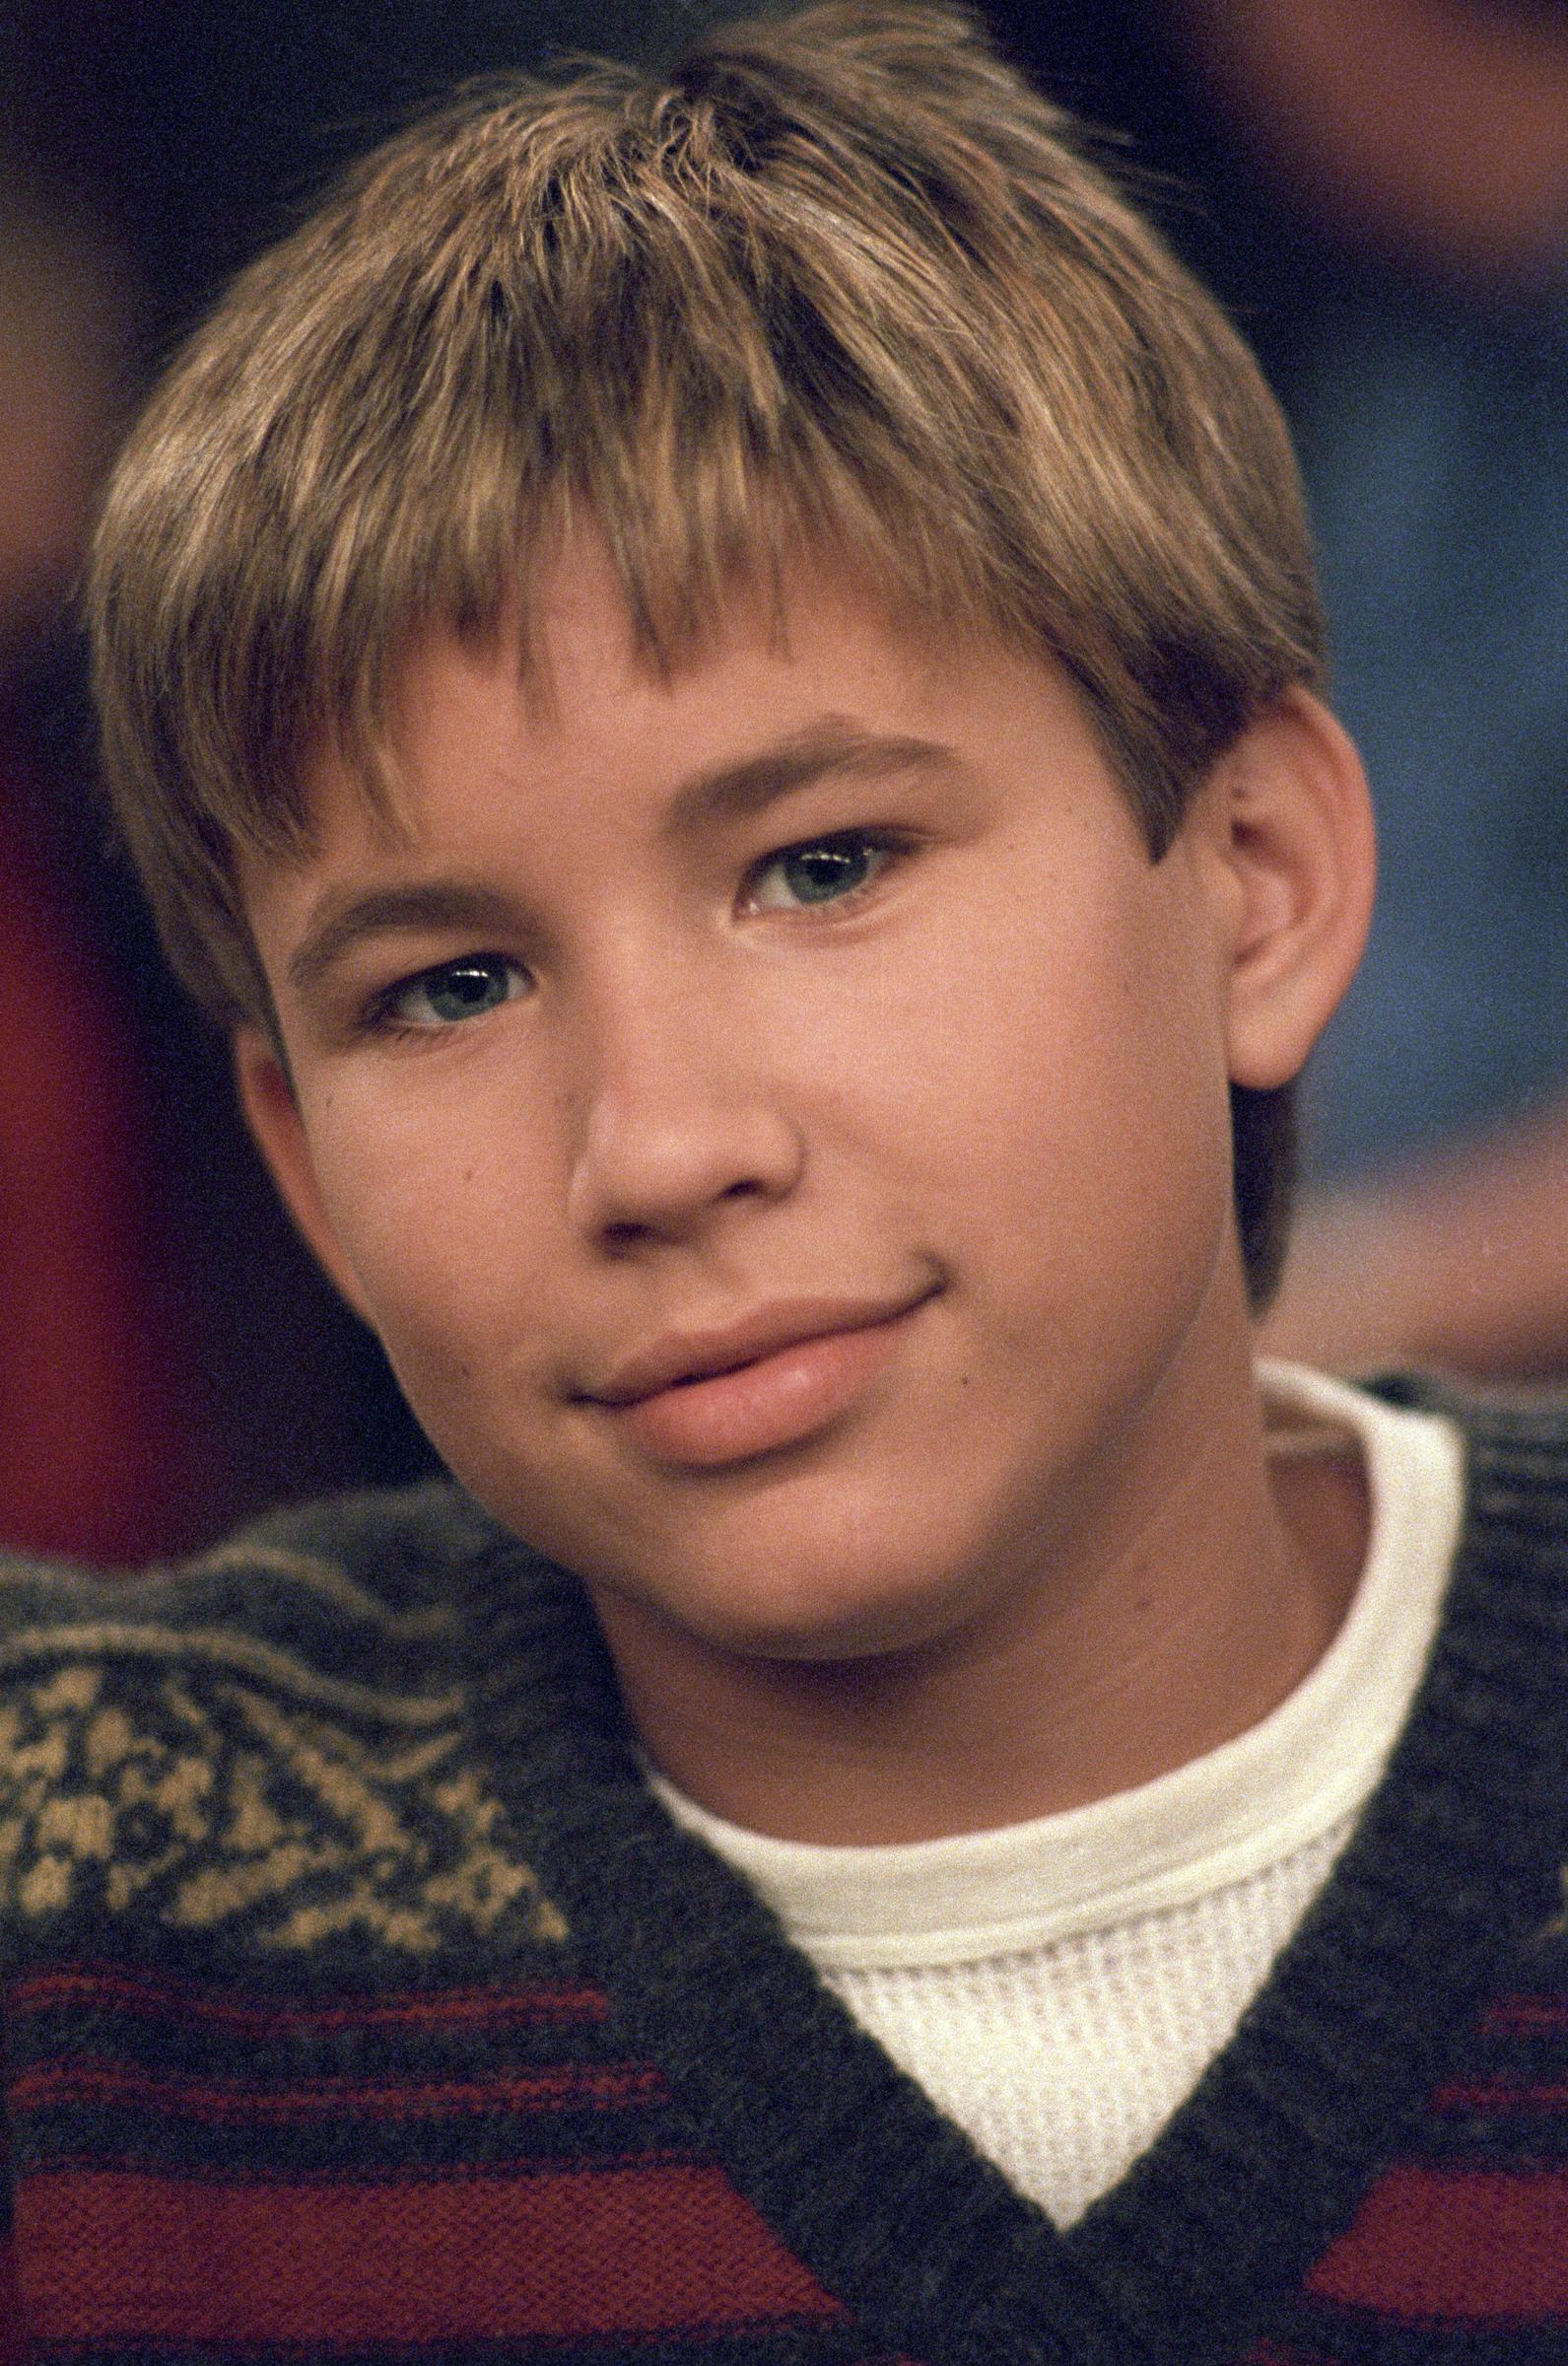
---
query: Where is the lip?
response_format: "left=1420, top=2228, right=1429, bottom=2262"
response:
left=583, top=1296, right=921, bottom=1406
left=577, top=1291, right=934, bottom=1468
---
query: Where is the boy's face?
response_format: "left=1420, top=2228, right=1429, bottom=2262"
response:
left=239, top=540, right=1259, bottom=1668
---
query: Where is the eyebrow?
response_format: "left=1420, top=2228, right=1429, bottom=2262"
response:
left=284, top=721, right=954, bottom=1003
left=286, top=881, right=521, bottom=1004
left=661, top=719, right=953, bottom=835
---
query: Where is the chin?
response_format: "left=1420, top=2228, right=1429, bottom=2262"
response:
left=606, top=1534, right=999, bottom=1669
left=459, top=1427, right=1021, bottom=1668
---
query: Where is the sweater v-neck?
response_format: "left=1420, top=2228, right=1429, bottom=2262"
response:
left=461, top=1381, right=1568, bottom=2366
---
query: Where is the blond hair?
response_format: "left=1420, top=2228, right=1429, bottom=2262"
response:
left=87, top=1, right=1321, bottom=1298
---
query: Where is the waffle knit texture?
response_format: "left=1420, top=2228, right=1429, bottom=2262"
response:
left=0, top=1376, right=1565, bottom=2364
left=648, top=1368, right=1464, bottom=2226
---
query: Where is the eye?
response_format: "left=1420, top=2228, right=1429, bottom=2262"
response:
left=747, top=830, right=897, bottom=912
left=375, top=953, right=528, bottom=1032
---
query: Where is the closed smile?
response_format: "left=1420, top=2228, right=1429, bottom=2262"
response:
left=578, top=1291, right=936, bottom=1468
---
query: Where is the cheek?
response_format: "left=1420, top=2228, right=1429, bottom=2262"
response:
left=886, top=891, right=1234, bottom=1316
left=301, top=1078, right=557, bottom=1378
left=865, top=881, right=1218, bottom=1159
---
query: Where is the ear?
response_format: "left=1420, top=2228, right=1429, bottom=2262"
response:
left=233, top=1027, right=376, bottom=1327
left=1196, top=688, right=1376, bottom=1090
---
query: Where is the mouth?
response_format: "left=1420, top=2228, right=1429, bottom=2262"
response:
left=577, top=1291, right=935, bottom=1469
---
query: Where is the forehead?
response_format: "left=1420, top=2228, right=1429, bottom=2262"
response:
left=295, top=536, right=1012, bottom=846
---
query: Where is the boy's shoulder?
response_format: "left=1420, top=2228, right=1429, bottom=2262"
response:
left=0, top=1480, right=570, bottom=1966
left=0, top=1474, right=497, bottom=1719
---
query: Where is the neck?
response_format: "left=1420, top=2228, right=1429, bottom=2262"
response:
left=595, top=1353, right=1368, bottom=1845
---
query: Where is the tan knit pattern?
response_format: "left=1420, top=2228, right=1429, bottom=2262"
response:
left=0, top=1650, right=568, bottom=1954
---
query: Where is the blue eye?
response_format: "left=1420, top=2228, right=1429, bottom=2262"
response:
left=382, top=955, right=526, bottom=1030
left=751, top=832, right=888, bottom=911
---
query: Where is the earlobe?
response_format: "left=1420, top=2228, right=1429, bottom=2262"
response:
left=233, top=1028, right=375, bottom=1325
left=1208, top=688, right=1377, bottom=1091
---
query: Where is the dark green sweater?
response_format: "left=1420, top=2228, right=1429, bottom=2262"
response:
left=0, top=1378, right=1565, bottom=2364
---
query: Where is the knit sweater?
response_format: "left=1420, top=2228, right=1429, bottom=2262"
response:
left=0, top=1378, right=1565, bottom=2364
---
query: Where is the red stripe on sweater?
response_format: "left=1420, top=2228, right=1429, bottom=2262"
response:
left=1479, top=1995, right=1568, bottom=2039
left=14, top=2056, right=666, bottom=2122
left=15, top=2163, right=848, bottom=2342
left=0, top=2234, right=25, bottom=2366
left=1307, top=2165, right=1568, bottom=2319
left=1433, top=2079, right=1568, bottom=2112
left=10, top=1966, right=610, bottom=2034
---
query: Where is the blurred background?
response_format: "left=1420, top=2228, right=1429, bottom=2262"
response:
left=2, top=0, right=1565, bottom=1564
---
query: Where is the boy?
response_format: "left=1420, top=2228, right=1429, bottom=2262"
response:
left=2, top=5, right=1565, bottom=2359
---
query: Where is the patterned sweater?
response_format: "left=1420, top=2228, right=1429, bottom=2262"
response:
left=0, top=1380, right=1565, bottom=2365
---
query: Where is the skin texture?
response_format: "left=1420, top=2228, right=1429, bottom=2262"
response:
left=237, top=539, right=1375, bottom=1841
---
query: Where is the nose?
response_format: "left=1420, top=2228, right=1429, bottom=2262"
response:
left=564, top=957, right=805, bottom=1251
